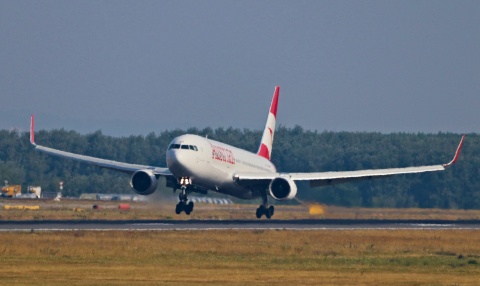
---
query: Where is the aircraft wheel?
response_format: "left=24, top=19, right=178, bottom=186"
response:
left=185, top=202, right=194, bottom=215
left=268, top=205, right=275, bottom=217
left=256, top=205, right=268, bottom=219
left=175, top=203, right=183, bottom=215
left=256, top=207, right=263, bottom=218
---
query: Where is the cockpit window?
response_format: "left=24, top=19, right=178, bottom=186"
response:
left=189, top=145, right=198, bottom=151
left=168, top=144, right=198, bottom=151
left=168, top=144, right=181, bottom=150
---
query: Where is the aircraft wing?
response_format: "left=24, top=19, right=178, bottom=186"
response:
left=234, top=135, right=465, bottom=188
left=29, top=116, right=171, bottom=176
left=33, top=145, right=171, bottom=175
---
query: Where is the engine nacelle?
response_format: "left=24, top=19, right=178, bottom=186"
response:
left=269, top=176, right=298, bottom=200
left=130, top=169, right=158, bottom=195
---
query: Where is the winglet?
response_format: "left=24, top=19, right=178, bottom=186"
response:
left=30, top=114, right=36, bottom=146
left=443, top=134, right=465, bottom=167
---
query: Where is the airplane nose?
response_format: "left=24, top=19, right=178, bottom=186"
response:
left=167, top=150, right=192, bottom=175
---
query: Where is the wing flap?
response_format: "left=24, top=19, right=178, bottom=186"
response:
left=291, top=165, right=445, bottom=187
left=289, top=165, right=445, bottom=181
left=234, top=165, right=444, bottom=186
left=233, top=172, right=279, bottom=181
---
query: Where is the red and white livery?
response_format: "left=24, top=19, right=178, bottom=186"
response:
left=29, top=86, right=465, bottom=218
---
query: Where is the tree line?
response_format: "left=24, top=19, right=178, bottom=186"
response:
left=0, top=126, right=478, bottom=209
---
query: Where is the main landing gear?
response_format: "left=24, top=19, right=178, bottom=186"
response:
left=256, top=190, right=274, bottom=219
left=175, top=177, right=194, bottom=215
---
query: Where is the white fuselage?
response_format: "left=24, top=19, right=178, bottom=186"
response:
left=166, top=134, right=276, bottom=199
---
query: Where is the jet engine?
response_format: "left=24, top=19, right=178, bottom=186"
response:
left=130, top=169, right=158, bottom=195
left=269, top=176, right=298, bottom=200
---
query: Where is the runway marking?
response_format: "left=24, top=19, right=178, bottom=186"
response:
left=1, top=226, right=479, bottom=232
left=1, top=220, right=480, bottom=232
left=132, top=223, right=173, bottom=226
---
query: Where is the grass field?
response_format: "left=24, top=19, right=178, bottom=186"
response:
left=2, top=199, right=480, bottom=221
left=0, top=229, right=479, bottom=285
left=1, top=200, right=480, bottom=284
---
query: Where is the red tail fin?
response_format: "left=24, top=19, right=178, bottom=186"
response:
left=257, top=86, right=279, bottom=160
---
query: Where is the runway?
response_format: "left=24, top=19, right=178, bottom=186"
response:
left=1, top=219, right=480, bottom=231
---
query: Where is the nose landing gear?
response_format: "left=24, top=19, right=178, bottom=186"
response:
left=175, top=177, right=194, bottom=215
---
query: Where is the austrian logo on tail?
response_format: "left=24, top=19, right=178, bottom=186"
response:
left=257, top=86, right=279, bottom=160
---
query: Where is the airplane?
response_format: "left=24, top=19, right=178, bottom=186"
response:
left=29, top=86, right=465, bottom=218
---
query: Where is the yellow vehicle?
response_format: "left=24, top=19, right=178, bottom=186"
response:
left=1, top=185, right=21, bottom=197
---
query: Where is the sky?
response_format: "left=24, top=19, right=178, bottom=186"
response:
left=1, top=1, right=479, bottom=136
